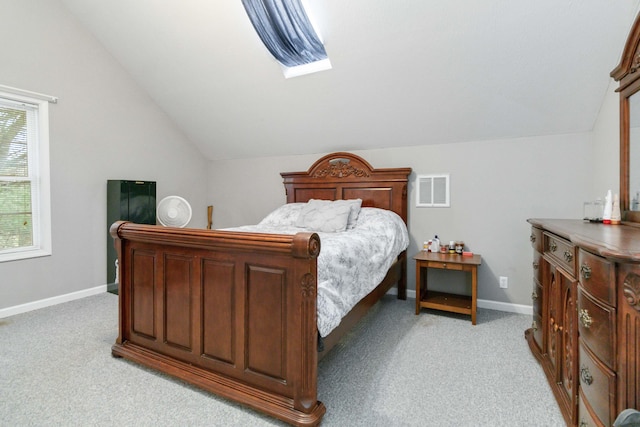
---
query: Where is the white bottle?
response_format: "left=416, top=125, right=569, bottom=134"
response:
left=603, top=190, right=613, bottom=224
left=611, top=193, right=621, bottom=225
left=432, top=235, right=440, bottom=252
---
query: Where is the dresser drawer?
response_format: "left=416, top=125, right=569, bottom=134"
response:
left=544, top=232, right=576, bottom=276
left=531, top=313, right=544, bottom=355
left=577, top=288, right=616, bottom=369
left=530, top=226, right=543, bottom=253
left=578, top=390, right=602, bottom=427
left=532, top=281, right=543, bottom=318
left=578, top=249, right=616, bottom=307
left=579, top=344, right=616, bottom=427
left=532, top=251, right=542, bottom=284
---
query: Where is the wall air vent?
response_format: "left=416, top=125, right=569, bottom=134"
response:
left=416, top=174, right=450, bottom=207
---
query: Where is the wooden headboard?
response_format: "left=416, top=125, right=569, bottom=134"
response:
left=281, top=152, right=412, bottom=224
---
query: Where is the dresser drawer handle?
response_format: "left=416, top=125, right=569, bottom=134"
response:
left=564, top=250, right=573, bottom=262
left=532, top=261, right=539, bottom=270
left=531, top=290, right=538, bottom=300
left=531, top=320, right=538, bottom=331
left=549, top=241, right=557, bottom=252
left=580, top=365, right=593, bottom=385
left=579, top=309, right=593, bottom=328
left=530, top=234, right=536, bottom=243
left=580, top=264, right=592, bottom=280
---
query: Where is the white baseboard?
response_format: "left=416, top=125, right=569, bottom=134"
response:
left=389, top=288, right=533, bottom=315
left=0, top=285, right=108, bottom=319
left=476, top=298, right=532, bottom=315
left=3, top=285, right=532, bottom=319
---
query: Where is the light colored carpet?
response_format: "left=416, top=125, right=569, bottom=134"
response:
left=0, top=293, right=564, bottom=426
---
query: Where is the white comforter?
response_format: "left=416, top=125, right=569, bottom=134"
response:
left=225, top=205, right=409, bottom=337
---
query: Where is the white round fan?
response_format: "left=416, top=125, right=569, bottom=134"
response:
left=157, top=195, right=192, bottom=228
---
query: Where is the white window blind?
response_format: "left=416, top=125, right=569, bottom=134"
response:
left=0, top=91, right=52, bottom=262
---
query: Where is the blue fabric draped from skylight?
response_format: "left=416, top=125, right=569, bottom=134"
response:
left=242, top=0, right=328, bottom=68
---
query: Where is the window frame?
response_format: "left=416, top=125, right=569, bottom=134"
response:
left=0, top=88, right=52, bottom=262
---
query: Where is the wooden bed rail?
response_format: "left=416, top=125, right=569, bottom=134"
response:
left=110, top=221, right=326, bottom=426
left=109, top=221, right=321, bottom=258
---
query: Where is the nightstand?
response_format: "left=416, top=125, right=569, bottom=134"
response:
left=414, top=251, right=482, bottom=325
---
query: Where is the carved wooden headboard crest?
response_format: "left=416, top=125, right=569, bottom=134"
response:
left=280, top=152, right=411, bottom=224
left=311, top=156, right=371, bottom=178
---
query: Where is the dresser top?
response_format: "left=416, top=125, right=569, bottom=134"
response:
left=528, top=219, right=640, bottom=262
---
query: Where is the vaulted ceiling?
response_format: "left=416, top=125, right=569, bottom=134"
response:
left=59, top=1, right=639, bottom=161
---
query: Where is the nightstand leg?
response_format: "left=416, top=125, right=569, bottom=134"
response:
left=415, top=262, right=421, bottom=315
left=471, top=266, right=477, bottom=325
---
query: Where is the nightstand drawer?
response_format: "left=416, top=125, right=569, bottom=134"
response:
left=544, top=232, right=576, bottom=277
left=578, top=249, right=615, bottom=307
left=425, top=260, right=464, bottom=271
left=578, top=288, right=616, bottom=369
left=579, top=343, right=616, bottom=427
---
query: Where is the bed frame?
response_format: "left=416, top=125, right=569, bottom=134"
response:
left=110, top=152, right=411, bottom=426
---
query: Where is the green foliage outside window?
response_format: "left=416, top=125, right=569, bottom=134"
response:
left=0, top=106, right=33, bottom=251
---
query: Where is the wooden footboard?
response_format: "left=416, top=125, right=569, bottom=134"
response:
left=109, top=152, right=411, bottom=426
left=110, top=221, right=326, bottom=426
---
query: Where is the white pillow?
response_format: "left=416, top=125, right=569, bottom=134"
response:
left=257, top=203, right=305, bottom=227
left=295, top=199, right=354, bottom=232
left=332, top=199, right=362, bottom=229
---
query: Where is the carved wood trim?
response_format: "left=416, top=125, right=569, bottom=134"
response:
left=611, top=13, right=640, bottom=83
left=311, top=159, right=370, bottom=178
left=623, top=272, right=640, bottom=311
left=300, top=273, right=315, bottom=400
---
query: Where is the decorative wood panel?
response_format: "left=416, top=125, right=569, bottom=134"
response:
left=343, top=187, right=393, bottom=210
left=560, top=272, right=577, bottom=424
left=245, top=264, right=287, bottom=382
left=293, top=188, right=337, bottom=202
left=131, top=249, right=156, bottom=340
left=164, top=254, right=193, bottom=351
left=201, top=258, right=236, bottom=365
left=619, top=267, right=640, bottom=411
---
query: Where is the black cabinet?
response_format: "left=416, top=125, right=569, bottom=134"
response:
left=106, top=180, right=156, bottom=293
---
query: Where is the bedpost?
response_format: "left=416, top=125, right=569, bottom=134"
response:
left=109, top=221, right=127, bottom=346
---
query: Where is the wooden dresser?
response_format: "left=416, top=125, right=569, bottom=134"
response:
left=525, top=219, right=640, bottom=427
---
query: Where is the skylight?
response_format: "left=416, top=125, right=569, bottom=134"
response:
left=242, top=0, right=332, bottom=78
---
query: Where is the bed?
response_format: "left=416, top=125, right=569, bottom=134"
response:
left=110, top=152, right=411, bottom=426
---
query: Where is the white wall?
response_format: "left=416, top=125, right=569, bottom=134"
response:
left=209, top=133, right=593, bottom=308
left=592, top=79, right=620, bottom=198
left=0, top=0, right=623, bottom=314
left=0, top=0, right=209, bottom=311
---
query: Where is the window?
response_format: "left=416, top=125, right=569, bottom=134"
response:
left=242, top=0, right=332, bottom=78
left=0, top=86, right=53, bottom=262
left=416, top=174, right=450, bottom=207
